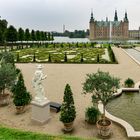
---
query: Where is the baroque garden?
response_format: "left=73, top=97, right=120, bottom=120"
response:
left=0, top=15, right=140, bottom=140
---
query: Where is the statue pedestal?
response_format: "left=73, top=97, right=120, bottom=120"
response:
left=31, top=99, right=50, bottom=124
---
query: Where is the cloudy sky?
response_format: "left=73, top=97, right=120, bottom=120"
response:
left=0, top=0, right=140, bottom=32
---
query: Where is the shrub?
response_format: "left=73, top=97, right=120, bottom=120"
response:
left=0, top=60, right=16, bottom=95
left=80, top=53, right=84, bottom=63
left=64, top=52, right=67, bottom=62
left=60, top=84, right=76, bottom=123
left=33, top=52, right=36, bottom=62
left=48, top=53, right=51, bottom=62
left=85, top=106, right=100, bottom=124
left=124, top=78, right=134, bottom=88
left=96, top=54, right=99, bottom=63
left=108, top=45, right=116, bottom=63
left=16, top=53, right=20, bottom=62
left=12, top=73, right=31, bottom=106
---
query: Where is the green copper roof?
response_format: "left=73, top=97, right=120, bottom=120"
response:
left=95, top=21, right=121, bottom=27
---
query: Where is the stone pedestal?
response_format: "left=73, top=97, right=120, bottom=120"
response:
left=31, top=99, right=50, bottom=124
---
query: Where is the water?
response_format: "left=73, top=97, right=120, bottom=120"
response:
left=52, top=37, right=140, bottom=43
left=106, top=92, right=140, bottom=131
left=53, top=37, right=90, bottom=43
left=124, top=48, right=140, bottom=63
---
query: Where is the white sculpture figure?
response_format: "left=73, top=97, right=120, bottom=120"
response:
left=32, top=64, right=47, bottom=102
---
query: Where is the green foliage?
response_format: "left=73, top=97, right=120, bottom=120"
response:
left=80, top=53, right=84, bottom=63
left=33, top=52, right=36, bottom=62
left=60, top=84, right=76, bottom=123
left=5, top=25, right=17, bottom=42
left=36, top=30, right=41, bottom=41
left=18, top=27, right=24, bottom=41
left=96, top=54, right=99, bottom=63
left=48, top=53, right=51, bottom=62
left=16, top=53, right=20, bottom=62
left=0, top=61, right=16, bottom=94
left=11, top=46, right=109, bottom=63
left=31, top=30, right=36, bottom=41
left=85, top=106, right=100, bottom=124
left=108, top=45, right=116, bottom=63
left=124, top=78, right=134, bottom=87
left=25, top=28, right=30, bottom=41
left=0, top=125, right=98, bottom=140
left=0, top=18, right=8, bottom=43
left=12, top=73, right=31, bottom=106
left=0, top=52, right=15, bottom=66
left=83, top=70, right=120, bottom=119
left=64, top=52, right=67, bottom=62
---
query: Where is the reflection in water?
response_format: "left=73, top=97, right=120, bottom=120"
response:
left=106, top=92, right=140, bottom=131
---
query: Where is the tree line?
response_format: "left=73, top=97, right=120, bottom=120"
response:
left=52, top=29, right=89, bottom=38
left=0, top=17, right=54, bottom=44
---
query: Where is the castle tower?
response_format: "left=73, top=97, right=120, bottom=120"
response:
left=89, top=10, right=95, bottom=40
left=114, top=10, right=118, bottom=21
left=123, top=11, right=129, bottom=39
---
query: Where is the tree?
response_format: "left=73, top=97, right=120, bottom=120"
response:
left=25, top=28, right=30, bottom=42
left=31, top=30, right=36, bottom=41
left=5, top=25, right=17, bottom=42
left=12, top=73, right=31, bottom=106
left=18, top=27, right=24, bottom=42
left=0, top=52, right=15, bottom=66
left=47, top=32, right=51, bottom=41
left=36, top=30, right=41, bottom=41
left=60, top=84, right=76, bottom=124
left=0, top=61, right=16, bottom=95
left=0, top=18, right=8, bottom=43
left=83, top=70, right=120, bottom=123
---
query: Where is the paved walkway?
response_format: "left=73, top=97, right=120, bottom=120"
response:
left=1, top=47, right=140, bottom=140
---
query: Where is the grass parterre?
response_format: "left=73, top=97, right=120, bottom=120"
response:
left=10, top=43, right=117, bottom=63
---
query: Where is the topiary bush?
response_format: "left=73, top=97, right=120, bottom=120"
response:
left=60, top=84, right=76, bottom=123
left=12, top=73, right=32, bottom=106
left=124, top=78, right=134, bottom=88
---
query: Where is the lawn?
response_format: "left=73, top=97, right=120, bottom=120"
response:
left=0, top=125, right=98, bottom=140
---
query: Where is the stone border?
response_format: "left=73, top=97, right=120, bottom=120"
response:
left=98, top=82, right=140, bottom=138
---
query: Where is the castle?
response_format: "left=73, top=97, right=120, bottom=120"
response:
left=89, top=10, right=129, bottom=40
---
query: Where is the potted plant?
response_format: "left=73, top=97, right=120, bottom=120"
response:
left=83, top=70, right=120, bottom=137
left=85, top=106, right=100, bottom=124
left=60, top=84, right=76, bottom=132
left=12, top=72, right=31, bottom=114
left=124, top=78, right=134, bottom=88
left=0, top=58, right=16, bottom=106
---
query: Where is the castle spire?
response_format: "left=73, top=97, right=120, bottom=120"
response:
left=90, top=9, right=94, bottom=22
left=114, top=10, right=118, bottom=21
left=124, top=10, right=128, bottom=22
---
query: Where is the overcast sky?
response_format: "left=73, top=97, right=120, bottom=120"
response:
left=0, top=0, right=140, bottom=32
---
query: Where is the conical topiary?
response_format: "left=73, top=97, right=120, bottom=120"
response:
left=60, top=84, right=76, bottom=123
left=12, top=73, right=31, bottom=107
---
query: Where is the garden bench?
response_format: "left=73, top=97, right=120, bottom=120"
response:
left=50, top=102, right=61, bottom=113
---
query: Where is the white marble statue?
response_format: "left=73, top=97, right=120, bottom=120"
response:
left=32, top=64, right=47, bottom=102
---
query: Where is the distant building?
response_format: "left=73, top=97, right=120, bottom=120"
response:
left=89, top=10, right=129, bottom=40
left=129, top=27, right=140, bottom=40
